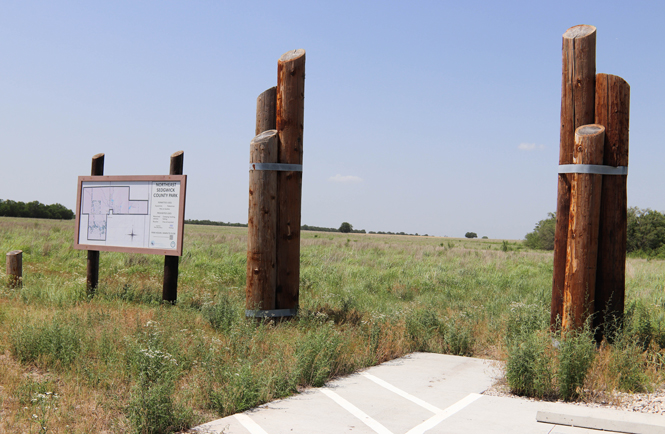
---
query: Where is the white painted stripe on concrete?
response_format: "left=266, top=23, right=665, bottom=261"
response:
left=321, top=388, right=394, bottom=434
left=234, top=413, right=269, bottom=434
left=361, top=372, right=442, bottom=414
left=405, top=393, right=483, bottom=434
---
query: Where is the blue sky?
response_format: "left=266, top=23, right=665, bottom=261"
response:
left=1, top=1, right=663, bottom=239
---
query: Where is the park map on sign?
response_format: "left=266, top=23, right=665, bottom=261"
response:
left=76, top=178, right=184, bottom=254
left=81, top=186, right=149, bottom=244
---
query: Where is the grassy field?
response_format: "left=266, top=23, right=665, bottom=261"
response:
left=1, top=217, right=664, bottom=433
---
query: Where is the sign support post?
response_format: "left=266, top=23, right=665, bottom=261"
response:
left=163, top=151, right=184, bottom=303
left=87, top=153, right=104, bottom=294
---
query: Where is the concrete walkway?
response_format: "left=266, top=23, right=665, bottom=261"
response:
left=191, top=353, right=665, bottom=434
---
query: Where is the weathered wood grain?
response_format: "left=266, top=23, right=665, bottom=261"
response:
left=246, top=131, right=278, bottom=312
left=6, top=250, right=22, bottom=288
left=552, top=24, right=597, bottom=329
left=594, top=73, right=630, bottom=338
left=563, top=124, right=604, bottom=331
left=275, top=49, right=305, bottom=311
left=256, top=87, right=277, bottom=136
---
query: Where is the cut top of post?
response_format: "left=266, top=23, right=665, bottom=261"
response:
left=574, top=124, right=605, bottom=165
left=170, top=151, right=184, bottom=176
left=6, top=250, right=22, bottom=256
left=279, top=49, right=305, bottom=63
left=254, top=129, right=279, bottom=143
left=563, top=24, right=596, bottom=39
left=91, top=153, right=105, bottom=176
left=576, top=124, right=604, bottom=138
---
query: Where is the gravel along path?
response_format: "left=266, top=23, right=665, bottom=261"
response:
left=485, top=379, right=665, bottom=416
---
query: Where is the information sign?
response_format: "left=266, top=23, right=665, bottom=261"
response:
left=74, top=175, right=187, bottom=255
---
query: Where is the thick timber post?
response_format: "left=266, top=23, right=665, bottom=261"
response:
left=6, top=250, right=22, bottom=288
left=87, top=153, right=104, bottom=294
left=563, top=125, right=605, bottom=331
left=275, top=49, right=305, bottom=314
left=256, top=87, right=277, bottom=135
left=246, top=131, right=278, bottom=315
left=163, top=151, right=184, bottom=303
left=551, top=25, right=597, bottom=329
left=594, top=74, right=630, bottom=338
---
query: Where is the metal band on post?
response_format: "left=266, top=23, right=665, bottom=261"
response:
left=558, top=164, right=627, bottom=175
left=249, top=163, right=303, bottom=172
left=245, top=309, right=297, bottom=318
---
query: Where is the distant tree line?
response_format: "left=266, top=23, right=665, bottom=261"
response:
left=185, top=219, right=248, bottom=227
left=0, top=199, right=74, bottom=220
left=524, top=208, right=665, bottom=258
left=185, top=220, right=368, bottom=234
left=367, top=231, right=429, bottom=236
left=523, top=212, right=556, bottom=251
left=185, top=218, right=440, bottom=237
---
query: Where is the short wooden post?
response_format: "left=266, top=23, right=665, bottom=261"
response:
left=6, top=250, right=22, bottom=288
left=563, top=125, right=605, bottom=331
left=551, top=25, right=597, bottom=329
left=594, top=74, right=630, bottom=338
left=256, top=87, right=277, bottom=135
left=246, top=131, right=278, bottom=314
left=163, top=151, right=184, bottom=303
left=87, top=153, right=104, bottom=293
left=275, top=49, right=305, bottom=314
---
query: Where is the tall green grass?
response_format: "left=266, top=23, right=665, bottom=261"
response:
left=1, top=217, right=665, bottom=432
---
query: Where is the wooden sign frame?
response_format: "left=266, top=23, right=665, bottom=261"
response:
left=74, top=175, right=187, bottom=256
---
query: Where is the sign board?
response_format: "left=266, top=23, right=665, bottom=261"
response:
left=74, top=175, right=187, bottom=255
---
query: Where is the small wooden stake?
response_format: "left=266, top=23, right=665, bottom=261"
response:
left=6, top=250, right=22, bottom=288
left=551, top=25, right=597, bottom=328
left=246, top=130, right=278, bottom=313
left=87, top=153, right=104, bottom=294
left=163, top=150, right=184, bottom=303
left=563, top=124, right=605, bottom=331
left=256, top=87, right=277, bottom=135
left=276, top=49, right=305, bottom=313
left=594, top=74, right=630, bottom=337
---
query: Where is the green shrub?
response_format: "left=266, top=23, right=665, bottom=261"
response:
left=623, top=301, right=656, bottom=351
left=557, top=328, right=596, bottom=401
left=10, top=315, right=82, bottom=368
left=524, top=213, right=556, bottom=250
left=126, top=322, right=192, bottom=434
left=203, top=293, right=239, bottom=332
left=505, top=330, right=554, bottom=398
left=505, top=303, right=548, bottom=345
left=443, top=318, right=473, bottom=356
left=627, top=207, right=665, bottom=255
left=208, top=363, right=263, bottom=415
left=609, top=340, right=651, bottom=393
left=296, top=325, right=341, bottom=387
left=406, top=309, right=442, bottom=352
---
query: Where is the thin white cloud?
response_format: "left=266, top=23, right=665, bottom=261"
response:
left=329, top=174, right=363, bottom=183
left=518, top=143, right=546, bottom=151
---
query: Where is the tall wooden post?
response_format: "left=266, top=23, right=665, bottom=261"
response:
left=87, top=153, right=104, bottom=294
left=551, top=25, right=597, bottom=328
left=594, top=74, right=630, bottom=337
left=6, top=250, right=22, bottom=288
left=275, top=49, right=305, bottom=313
left=563, top=125, right=605, bottom=331
left=246, top=131, right=278, bottom=313
left=256, top=87, right=276, bottom=135
left=163, top=150, right=184, bottom=303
